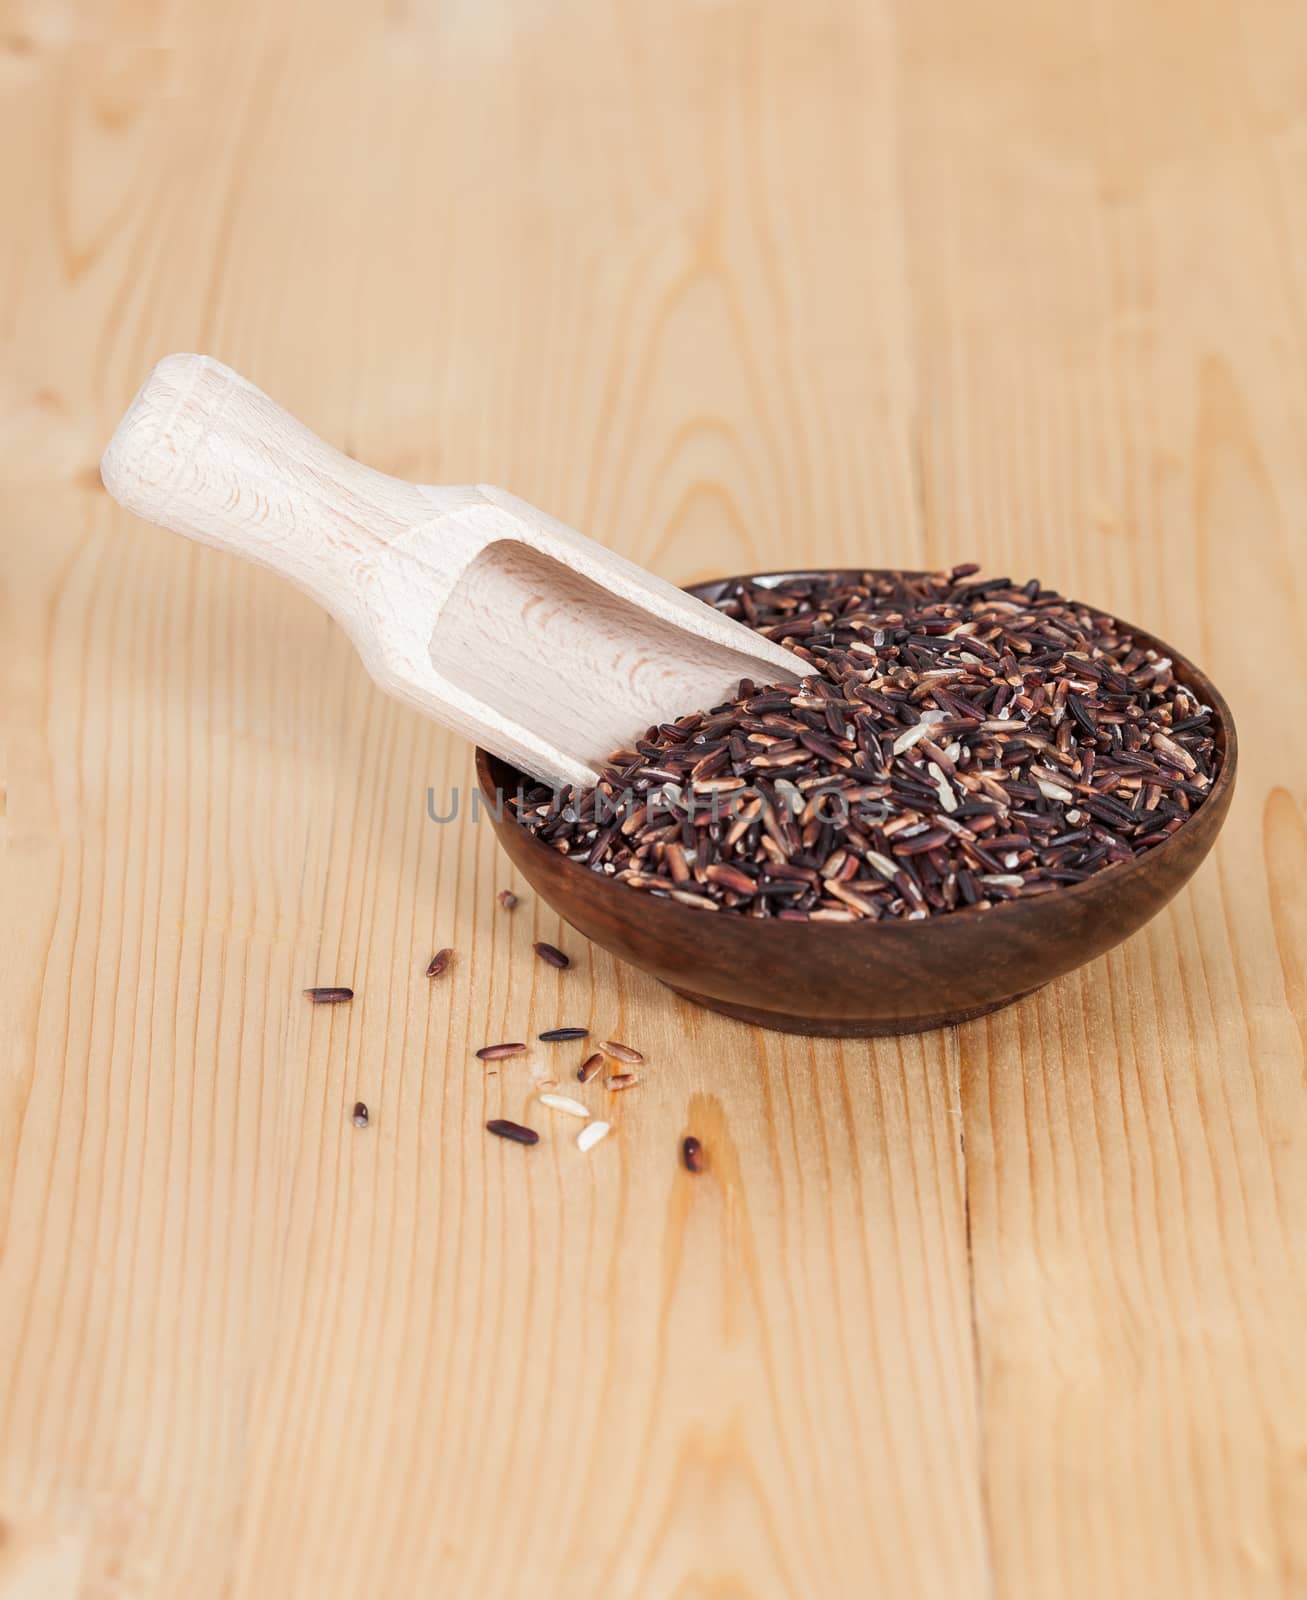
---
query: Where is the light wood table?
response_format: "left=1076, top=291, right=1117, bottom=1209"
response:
left=3, top=2, right=1305, bottom=1595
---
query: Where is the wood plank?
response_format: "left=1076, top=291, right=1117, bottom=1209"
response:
left=1, top=1, right=988, bottom=1594
left=897, top=0, right=1307, bottom=1593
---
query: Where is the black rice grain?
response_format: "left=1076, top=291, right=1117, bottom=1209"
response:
left=486, top=1119, right=538, bottom=1146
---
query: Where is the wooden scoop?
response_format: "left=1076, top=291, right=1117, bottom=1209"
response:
left=101, top=354, right=811, bottom=787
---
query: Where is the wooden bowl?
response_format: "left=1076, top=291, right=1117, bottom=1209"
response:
left=475, top=571, right=1238, bottom=1036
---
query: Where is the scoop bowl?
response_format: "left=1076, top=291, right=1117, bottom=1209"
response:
left=475, top=571, right=1237, bottom=1036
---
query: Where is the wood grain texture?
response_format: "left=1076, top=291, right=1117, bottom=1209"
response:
left=0, top=0, right=1303, bottom=1596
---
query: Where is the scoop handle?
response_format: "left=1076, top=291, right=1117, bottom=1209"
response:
left=100, top=354, right=449, bottom=621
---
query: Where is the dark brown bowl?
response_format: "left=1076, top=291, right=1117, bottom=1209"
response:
left=475, top=571, right=1238, bottom=1036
